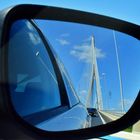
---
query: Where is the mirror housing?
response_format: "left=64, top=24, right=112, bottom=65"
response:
left=0, top=4, right=140, bottom=140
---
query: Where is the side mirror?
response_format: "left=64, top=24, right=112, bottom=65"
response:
left=0, top=4, right=140, bottom=140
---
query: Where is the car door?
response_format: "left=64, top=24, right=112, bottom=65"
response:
left=8, top=19, right=90, bottom=131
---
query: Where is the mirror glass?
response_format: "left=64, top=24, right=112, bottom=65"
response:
left=8, top=19, right=140, bottom=131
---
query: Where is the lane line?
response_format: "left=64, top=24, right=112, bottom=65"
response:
left=97, top=111, right=106, bottom=124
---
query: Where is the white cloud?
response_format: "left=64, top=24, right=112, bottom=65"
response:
left=96, top=47, right=106, bottom=58
left=28, top=32, right=41, bottom=45
left=56, top=38, right=70, bottom=46
left=56, top=33, right=70, bottom=46
left=26, top=21, right=41, bottom=45
left=26, top=21, right=34, bottom=31
left=70, top=43, right=106, bottom=63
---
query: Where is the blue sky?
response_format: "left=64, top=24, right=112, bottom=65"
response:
left=34, top=19, right=140, bottom=111
left=1, top=1, right=140, bottom=111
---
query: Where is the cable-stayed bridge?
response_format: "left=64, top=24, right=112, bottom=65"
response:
left=85, top=36, right=125, bottom=126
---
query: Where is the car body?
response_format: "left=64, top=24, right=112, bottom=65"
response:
left=87, top=108, right=97, bottom=117
left=7, top=19, right=91, bottom=131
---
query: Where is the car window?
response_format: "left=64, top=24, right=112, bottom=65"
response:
left=8, top=20, right=63, bottom=117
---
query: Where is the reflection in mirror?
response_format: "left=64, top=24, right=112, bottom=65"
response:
left=8, top=19, right=140, bottom=131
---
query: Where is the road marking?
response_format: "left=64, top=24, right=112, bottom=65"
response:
left=97, top=111, right=106, bottom=124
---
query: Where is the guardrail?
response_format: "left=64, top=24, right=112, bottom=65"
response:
left=99, top=111, right=140, bottom=134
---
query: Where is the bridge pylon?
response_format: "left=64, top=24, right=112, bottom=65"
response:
left=86, top=36, right=103, bottom=111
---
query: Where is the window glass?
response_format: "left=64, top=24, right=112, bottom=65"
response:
left=8, top=20, right=61, bottom=116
